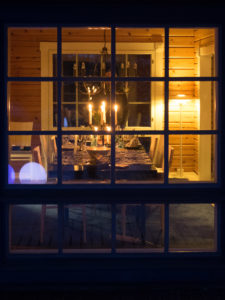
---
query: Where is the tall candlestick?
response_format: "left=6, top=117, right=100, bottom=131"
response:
left=101, top=101, right=106, bottom=125
left=114, top=104, right=118, bottom=125
left=88, top=103, right=93, bottom=125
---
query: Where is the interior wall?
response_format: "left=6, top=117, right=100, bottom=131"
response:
left=8, top=28, right=215, bottom=175
left=8, top=28, right=57, bottom=128
left=169, top=29, right=197, bottom=173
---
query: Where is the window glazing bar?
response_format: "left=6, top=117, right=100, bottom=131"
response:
left=111, top=203, right=116, bottom=254
left=57, top=26, right=62, bottom=185
left=164, top=27, right=169, bottom=185
left=111, top=25, right=116, bottom=185
left=164, top=203, right=169, bottom=254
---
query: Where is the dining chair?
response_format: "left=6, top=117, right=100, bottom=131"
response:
left=9, top=122, right=33, bottom=148
left=33, top=145, right=87, bottom=246
left=149, top=135, right=159, bottom=162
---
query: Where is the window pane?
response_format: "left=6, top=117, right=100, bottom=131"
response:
left=115, top=135, right=164, bottom=184
left=169, top=81, right=218, bottom=130
left=169, top=134, right=217, bottom=183
left=10, top=205, right=58, bottom=253
left=62, top=27, right=111, bottom=77
left=8, top=135, right=57, bottom=184
left=8, top=82, right=56, bottom=131
left=63, top=205, right=111, bottom=253
left=116, top=28, right=165, bottom=77
left=116, top=204, right=164, bottom=252
left=115, top=81, right=164, bottom=130
left=62, top=135, right=111, bottom=184
left=169, top=28, right=218, bottom=77
left=60, top=81, right=111, bottom=129
left=8, top=27, right=57, bottom=77
left=169, top=204, right=216, bottom=251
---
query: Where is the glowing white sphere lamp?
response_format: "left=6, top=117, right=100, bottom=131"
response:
left=8, top=165, right=15, bottom=184
left=19, top=162, right=47, bottom=184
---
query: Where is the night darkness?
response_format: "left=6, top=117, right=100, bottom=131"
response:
left=0, top=0, right=225, bottom=299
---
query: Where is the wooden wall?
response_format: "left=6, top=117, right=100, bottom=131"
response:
left=8, top=28, right=57, bottom=128
left=168, top=29, right=215, bottom=173
left=8, top=27, right=215, bottom=175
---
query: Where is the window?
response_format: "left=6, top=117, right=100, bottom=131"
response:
left=7, top=27, right=219, bottom=185
left=6, top=26, right=219, bottom=254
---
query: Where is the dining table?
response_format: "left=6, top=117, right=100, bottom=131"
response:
left=56, top=142, right=159, bottom=182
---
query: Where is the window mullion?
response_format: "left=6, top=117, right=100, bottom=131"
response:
left=111, top=203, right=116, bottom=254
left=111, top=25, right=116, bottom=185
left=164, top=202, right=169, bottom=254
left=164, top=27, right=169, bottom=185
left=57, top=26, right=62, bottom=185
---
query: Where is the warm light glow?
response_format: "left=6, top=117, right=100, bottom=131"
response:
left=171, top=99, right=191, bottom=105
left=106, top=126, right=111, bottom=132
left=94, top=126, right=98, bottom=131
left=177, top=94, right=186, bottom=97
left=88, top=103, right=93, bottom=125
left=101, top=101, right=106, bottom=111
left=100, top=101, right=106, bottom=124
left=114, top=104, right=118, bottom=112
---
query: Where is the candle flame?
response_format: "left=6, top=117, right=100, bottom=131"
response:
left=114, top=104, right=118, bottom=112
left=94, top=126, right=98, bottom=131
left=88, top=103, right=93, bottom=110
left=106, top=126, right=111, bottom=132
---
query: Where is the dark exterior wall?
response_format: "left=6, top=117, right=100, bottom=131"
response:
left=0, top=0, right=225, bottom=290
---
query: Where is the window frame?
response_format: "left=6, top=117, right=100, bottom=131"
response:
left=2, top=24, right=221, bottom=258
left=40, top=41, right=157, bottom=131
left=5, top=24, right=221, bottom=189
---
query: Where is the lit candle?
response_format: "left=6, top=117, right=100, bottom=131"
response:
left=87, top=86, right=91, bottom=100
left=114, top=104, right=118, bottom=125
left=88, top=103, right=93, bottom=125
left=101, top=101, right=106, bottom=125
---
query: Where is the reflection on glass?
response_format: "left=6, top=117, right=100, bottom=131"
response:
left=8, top=27, right=57, bottom=77
left=8, top=135, right=57, bottom=184
left=63, top=205, right=111, bottom=252
left=59, top=82, right=111, bottom=129
left=116, top=28, right=165, bottom=77
left=169, top=28, right=218, bottom=77
left=169, top=204, right=216, bottom=251
left=8, top=82, right=55, bottom=131
left=169, top=82, right=217, bottom=130
left=62, top=135, right=111, bottom=184
left=169, top=135, right=217, bottom=183
left=62, top=27, right=111, bottom=77
left=116, top=204, right=164, bottom=252
left=116, top=54, right=151, bottom=77
left=115, top=135, right=164, bottom=183
left=115, top=82, right=164, bottom=130
left=10, top=205, right=58, bottom=253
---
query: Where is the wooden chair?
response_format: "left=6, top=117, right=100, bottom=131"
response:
left=9, top=122, right=33, bottom=148
left=33, top=144, right=87, bottom=245
left=149, top=135, right=159, bottom=162
left=9, top=122, right=34, bottom=171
